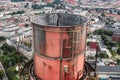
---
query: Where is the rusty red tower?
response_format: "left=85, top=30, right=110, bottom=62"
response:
left=31, top=13, right=88, bottom=80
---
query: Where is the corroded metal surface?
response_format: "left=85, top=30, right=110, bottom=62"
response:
left=31, top=13, right=88, bottom=80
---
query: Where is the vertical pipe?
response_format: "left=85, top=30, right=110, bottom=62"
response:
left=33, top=24, right=36, bottom=52
left=32, top=24, right=36, bottom=77
left=84, top=25, right=86, bottom=65
left=84, top=24, right=87, bottom=79
left=72, top=30, right=75, bottom=79
left=72, top=31, right=74, bottom=58
left=76, top=30, right=79, bottom=73
left=60, top=28, right=63, bottom=80
left=95, top=44, right=98, bottom=79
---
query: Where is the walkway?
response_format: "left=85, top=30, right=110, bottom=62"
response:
left=106, top=49, right=112, bottom=58
left=0, top=61, right=8, bottom=80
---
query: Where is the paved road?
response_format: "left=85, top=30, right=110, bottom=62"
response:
left=0, top=62, right=8, bottom=80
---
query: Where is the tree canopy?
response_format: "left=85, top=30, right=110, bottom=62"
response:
left=117, top=48, right=120, bottom=55
left=98, top=52, right=108, bottom=58
left=10, top=10, right=25, bottom=15
left=0, top=36, right=6, bottom=42
left=0, top=43, right=26, bottom=68
left=0, top=70, right=4, bottom=79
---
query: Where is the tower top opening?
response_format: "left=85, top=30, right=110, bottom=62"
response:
left=31, top=13, right=88, bottom=27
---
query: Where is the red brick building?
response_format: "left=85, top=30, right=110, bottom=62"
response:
left=112, top=29, right=120, bottom=42
left=0, top=6, right=5, bottom=11
left=64, top=0, right=77, bottom=5
left=90, top=42, right=98, bottom=49
left=44, top=0, right=54, bottom=3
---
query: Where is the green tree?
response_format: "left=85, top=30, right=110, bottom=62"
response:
left=0, top=70, right=4, bottom=79
left=110, top=50, right=116, bottom=57
left=3, top=56, right=11, bottom=68
left=106, top=45, right=111, bottom=50
left=104, top=30, right=113, bottom=36
left=46, top=3, right=55, bottom=8
left=101, top=13, right=105, bottom=17
left=32, top=4, right=40, bottom=9
left=117, top=59, right=120, bottom=65
left=10, top=10, right=25, bottom=15
left=1, top=43, right=16, bottom=53
left=117, top=48, right=120, bottom=55
left=94, top=29, right=104, bottom=35
left=25, top=23, right=29, bottom=27
left=109, top=42, right=117, bottom=47
left=11, top=57, right=16, bottom=66
left=98, top=52, right=108, bottom=58
left=101, top=34, right=106, bottom=40
left=117, top=41, right=120, bottom=46
left=87, top=41, right=90, bottom=46
left=17, top=10, right=25, bottom=14
left=3, top=50, right=9, bottom=55
left=24, top=3, right=29, bottom=8
left=0, top=36, right=6, bottom=41
left=53, top=0, right=61, bottom=4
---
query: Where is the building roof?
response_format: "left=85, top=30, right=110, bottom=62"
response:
left=97, top=66, right=120, bottom=74
left=87, top=61, right=120, bottom=74
left=113, top=29, right=120, bottom=36
left=110, top=77, right=120, bottom=80
left=90, top=42, right=98, bottom=49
